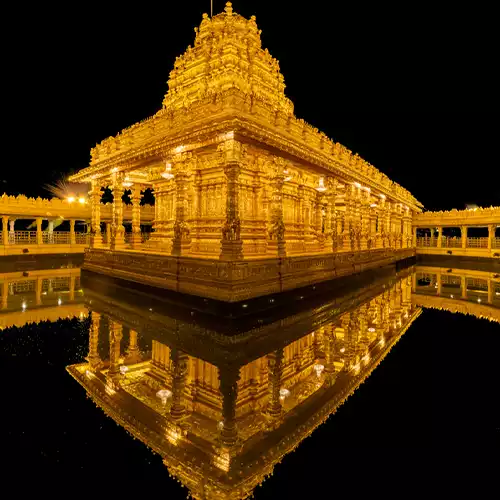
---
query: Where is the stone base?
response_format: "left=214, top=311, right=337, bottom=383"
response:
left=83, top=247, right=416, bottom=302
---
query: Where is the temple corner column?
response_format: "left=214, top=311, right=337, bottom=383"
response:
left=219, top=140, right=244, bottom=261
left=218, top=364, right=241, bottom=450
left=461, top=225, right=467, bottom=249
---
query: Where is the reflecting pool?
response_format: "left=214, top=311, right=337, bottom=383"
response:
left=1, top=256, right=499, bottom=497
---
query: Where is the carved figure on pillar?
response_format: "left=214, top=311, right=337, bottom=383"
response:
left=130, top=185, right=143, bottom=248
left=110, top=173, right=126, bottom=249
left=88, top=311, right=102, bottom=370
left=169, top=348, right=189, bottom=422
left=266, top=348, right=284, bottom=421
left=218, top=365, right=241, bottom=449
left=268, top=162, right=287, bottom=258
left=89, top=180, right=103, bottom=248
left=107, top=320, right=123, bottom=382
left=171, top=154, right=192, bottom=256
left=219, top=139, right=245, bottom=260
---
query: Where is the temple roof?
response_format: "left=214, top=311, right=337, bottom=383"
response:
left=163, top=2, right=293, bottom=115
left=71, top=3, right=422, bottom=210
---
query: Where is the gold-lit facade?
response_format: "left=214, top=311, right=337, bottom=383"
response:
left=68, top=266, right=419, bottom=500
left=69, top=3, right=422, bottom=301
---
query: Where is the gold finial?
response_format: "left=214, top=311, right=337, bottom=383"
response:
left=225, top=2, right=233, bottom=16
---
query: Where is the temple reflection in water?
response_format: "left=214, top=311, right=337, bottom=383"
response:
left=68, top=265, right=420, bottom=500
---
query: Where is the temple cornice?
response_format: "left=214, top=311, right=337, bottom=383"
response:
left=70, top=113, right=421, bottom=210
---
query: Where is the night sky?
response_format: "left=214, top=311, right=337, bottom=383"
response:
left=3, top=1, right=498, bottom=210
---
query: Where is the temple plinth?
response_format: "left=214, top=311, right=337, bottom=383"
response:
left=70, top=3, right=422, bottom=301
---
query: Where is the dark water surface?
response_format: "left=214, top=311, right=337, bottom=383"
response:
left=1, top=257, right=498, bottom=497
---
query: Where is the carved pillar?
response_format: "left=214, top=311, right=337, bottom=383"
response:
left=171, top=155, right=192, bottom=256
left=461, top=276, right=467, bottom=298
left=110, top=174, right=125, bottom=249
left=297, top=185, right=306, bottom=252
left=461, top=226, right=467, bottom=249
left=35, top=277, right=42, bottom=305
left=1, top=281, right=8, bottom=309
left=488, top=224, right=493, bottom=250
left=315, top=191, right=326, bottom=251
left=106, top=222, right=111, bottom=247
left=327, top=178, right=338, bottom=252
left=126, top=329, right=141, bottom=363
left=88, top=311, right=102, bottom=370
left=413, top=225, right=418, bottom=248
left=359, top=189, right=370, bottom=250
left=170, top=349, right=189, bottom=421
left=108, top=320, right=123, bottom=378
left=130, top=185, right=142, bottom=248
left=323, top=323, right=337, bottom=382
left=69, top=219, right=76, bottom=245
left=89, top=180, right=102, bottom=247
left=268, top=166, right=287, bottom=258
left=219, top=139, right=245, bottom=260
left=342, top=185, right=353, bottom=251
left=218, top=365, right=241, bottom=448
left=69, top=275, right=75, bottom=301
left=352, top=185, right=361, bottom=251
left=266, top=348, right=284, bottom=419
left=2, top=216, right=8, bottom=246
left=436, top=272, right=442, bottom=296
left=437, top=227, right=443, bottom=249
left=36, top=217, right=43, bottom=245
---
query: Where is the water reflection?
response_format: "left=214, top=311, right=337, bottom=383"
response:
left=0, top=259, right=86, bottom=329
left=412, top=265, right=500, bottom=323
left=68, top=266, right=419, bottom=500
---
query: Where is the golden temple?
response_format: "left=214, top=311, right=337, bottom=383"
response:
left=68, top=3, right=422, bottom=301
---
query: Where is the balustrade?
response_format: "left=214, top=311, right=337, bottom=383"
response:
left=441, top=236, right=462, bottom=248
left=416, top=237, right=438, bottom=248
left=466, top=237, right=488, bottom=249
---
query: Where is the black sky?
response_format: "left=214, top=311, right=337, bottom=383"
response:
left=2, top=1, right=498, bottom=210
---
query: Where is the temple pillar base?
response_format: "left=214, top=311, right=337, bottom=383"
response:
left=267, top=239, right=286, bottom=258
left=91, top=234, right=103, bottom=248
left=130, top=232, right=142, bottom=249
left=220, top=240, right=243, bottom=261
left=171, top=238, right=191, bottom=257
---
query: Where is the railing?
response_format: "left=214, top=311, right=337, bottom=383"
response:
left=442, top=237, right=462, bottom=248
left=75, top=233, right=89, bottom=245
left=466, top=237, right=488, bottom=248
left=416, top=237, right=438, bottom=247
left=12, top=231, right=38, bottom=245
left=142, top=232, right=151, bottom=243
left=42, top=231, right=71, bottom=244
left=493, top=238, right=500, bottom=249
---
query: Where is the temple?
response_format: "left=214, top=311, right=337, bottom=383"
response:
left=69, top=3, right=422, bottom=301
left=68, top=265, right=419, bottom=500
